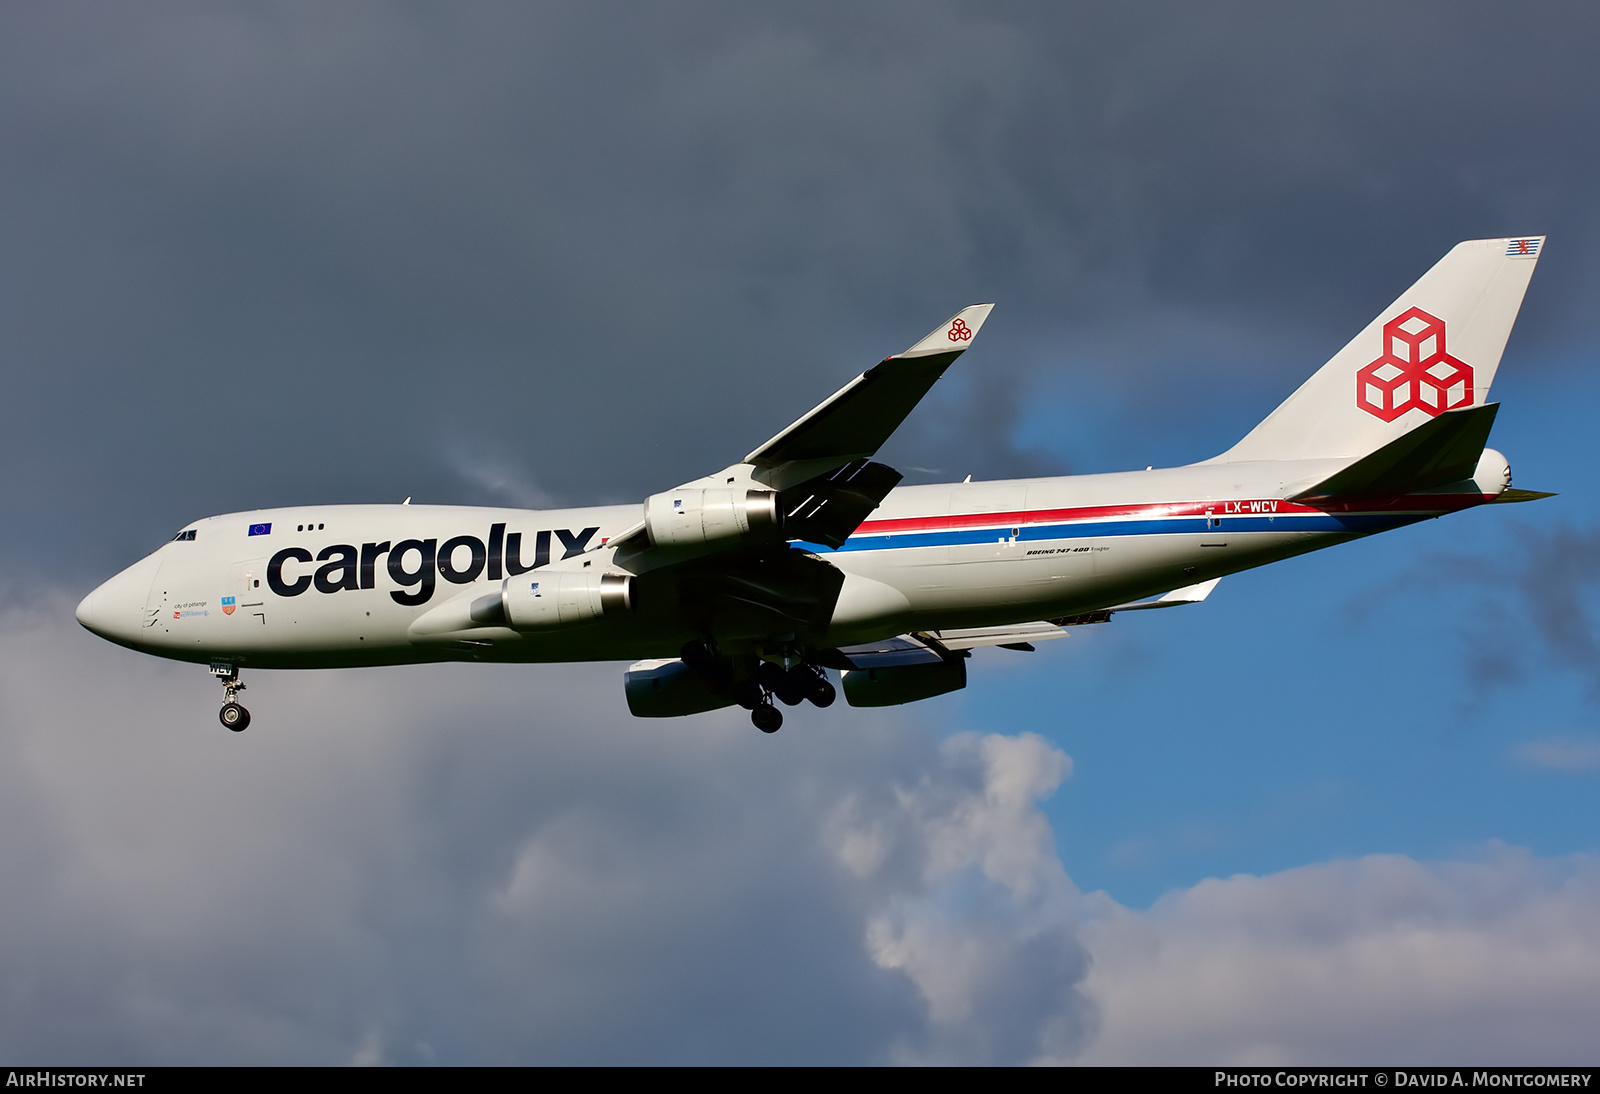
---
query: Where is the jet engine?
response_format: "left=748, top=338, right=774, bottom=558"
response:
left=500, top=571, right=632, bottom=629
left=644, top=488, right=780, bottom=548
left=841, top=657, right=967, bottom=707
left=624, top=658, right=736, bottom=717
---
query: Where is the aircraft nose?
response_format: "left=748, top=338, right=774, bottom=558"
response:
left=77, top=552, right=163, bottom=645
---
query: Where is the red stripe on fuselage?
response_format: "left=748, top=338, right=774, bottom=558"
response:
left=854, top=494, right=1491, bottom=536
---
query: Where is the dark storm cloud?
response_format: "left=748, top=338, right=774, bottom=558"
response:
left=4, top=2, right=1598, bottom=582
left=4, top=5, right=1600, bottom=1064
left=8, top=608, right=1599, bottom=1064
left=0, top=604, right=1091, bottom=1064
left=1458, top=522, right=1600, bottom=701
left=1349, top=517, right=1600, bottom=707
left=1513, top=524, right=1600, bottom=685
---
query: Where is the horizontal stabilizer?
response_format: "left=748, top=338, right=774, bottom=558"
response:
left=1491, top=488, right=1556, bottom=504
left=1054, top=578, right=1221, bottom=626
left=1112, top=577, right=1222, bottom=611
left=1291, top=403, right=1498, bottom=501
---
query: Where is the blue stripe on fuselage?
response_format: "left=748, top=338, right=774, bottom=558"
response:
left=795, top=511, right=1427, bottom=554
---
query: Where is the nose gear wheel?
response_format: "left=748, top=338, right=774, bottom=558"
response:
left=210, top=662, right=250, bottom=732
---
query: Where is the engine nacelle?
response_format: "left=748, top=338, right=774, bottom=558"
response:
left=501, top=571, right=632, bottom=629
left=644, top=488, right=779, bottom=548
left=624, top=658, right=736, bottom=717
left=841, top=658, right=966, bottom=708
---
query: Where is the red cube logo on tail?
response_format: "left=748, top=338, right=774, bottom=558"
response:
left=1355, top=307, right=1474, bottom=422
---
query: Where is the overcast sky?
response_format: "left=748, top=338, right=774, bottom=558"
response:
left=3, top=2, right=1599, bottom=1064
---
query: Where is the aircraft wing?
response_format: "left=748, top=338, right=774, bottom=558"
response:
left=828, top=581, right=1223, bottom=668
left=744, top=303, right=995, bottom=491
left=608, top=303, right=994, bottom=557
left=925, top=621, right=1070, bottom=651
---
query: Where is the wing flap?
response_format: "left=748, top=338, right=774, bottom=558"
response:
left=782, top=459, right=904, bottom=549
left=831, top=634, right=948, bottom=669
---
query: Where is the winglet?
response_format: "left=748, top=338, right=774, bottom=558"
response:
left=896, top=303, right=995, bottom=359
left=739, top=303, right=997, bottom=482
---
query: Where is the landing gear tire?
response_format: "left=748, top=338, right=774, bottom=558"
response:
left=760, top=662, right=811, bottom=707
left=219, top=702, right=251, bottom=732
left=733, top=680, right=763, bottom=710
left=752, top=703, right=783, bottom=734
left=809, top=679, right=836, bottom=708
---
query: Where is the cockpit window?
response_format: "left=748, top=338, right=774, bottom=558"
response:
left=172, top=529, right=197, bottom=542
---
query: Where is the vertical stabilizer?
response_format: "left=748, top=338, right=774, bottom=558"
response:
left=1213, top=237, right=1543, bottom=463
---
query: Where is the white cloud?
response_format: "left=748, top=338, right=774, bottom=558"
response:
left=830, top=732, right=1093, bottom=1062
left=0, top=596, right=1092, bottom=1064
left=1070, top=848, right=1600, bottom=1066
left=438, top=444, right=556, bottom=509
left=8, top=595, right=1600, bottom=1064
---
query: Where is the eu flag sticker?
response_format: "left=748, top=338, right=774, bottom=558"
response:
left=248, top=523, right=272, bottom=536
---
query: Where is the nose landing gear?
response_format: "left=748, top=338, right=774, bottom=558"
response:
left=210, top=662, right=250, bottom=732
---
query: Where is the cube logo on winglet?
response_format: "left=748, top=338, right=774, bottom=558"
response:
left=946, top=318, right=971, bottom=342
left=1355, top=307, right=1474, bottom=422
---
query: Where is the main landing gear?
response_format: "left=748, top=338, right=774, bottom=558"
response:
left=751, top=702, right=783, bottom=734
left=679, top=642, right=838, bottom=734
left=738, top=661, right=836, bottom=734
left=210, top=662, right=250, bottom=732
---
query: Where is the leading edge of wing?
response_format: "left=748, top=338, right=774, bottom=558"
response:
left=743, top=303, right=994, bottom=474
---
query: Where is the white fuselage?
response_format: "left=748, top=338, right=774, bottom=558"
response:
left=76, top=460, right=1486, bottom=671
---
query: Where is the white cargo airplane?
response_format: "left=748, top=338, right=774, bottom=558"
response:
left=78, top=237, right=1550, bottom=733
